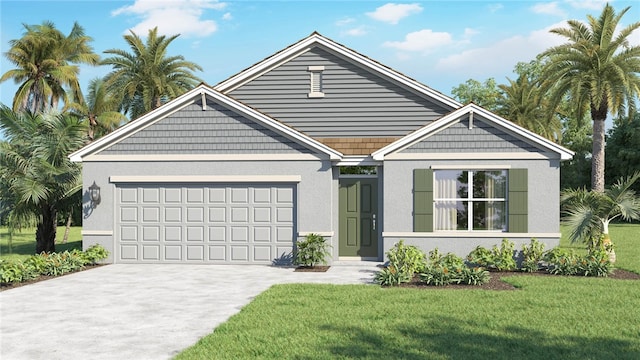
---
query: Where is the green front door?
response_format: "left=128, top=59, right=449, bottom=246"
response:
left=339, top=178, right=378, bottom=257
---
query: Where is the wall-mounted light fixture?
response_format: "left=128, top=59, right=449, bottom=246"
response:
left=89, top=181, right=101, bottom=208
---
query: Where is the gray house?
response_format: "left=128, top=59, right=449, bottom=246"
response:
left=70, top=33, right=574, bottom=264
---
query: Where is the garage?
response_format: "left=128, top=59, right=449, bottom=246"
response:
left=114, top=182, right=296, bottom=264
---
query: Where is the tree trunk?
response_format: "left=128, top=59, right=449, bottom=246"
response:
left=62, top=209, right=72, bottom=244
left=35, top=204, right=57, bottom=253
left=591, top=110, right=607, bottom=193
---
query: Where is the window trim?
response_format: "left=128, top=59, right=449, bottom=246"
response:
left=432, top=169, right=508, bottom=232
left=307, top=66, right=325, bottom=98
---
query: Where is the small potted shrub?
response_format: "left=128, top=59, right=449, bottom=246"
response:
left=294, top=233, right=331, bottom=272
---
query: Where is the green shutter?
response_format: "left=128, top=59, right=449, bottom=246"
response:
left=508, top=168, right=528, bottom=232
left=414, top=169, right=433, bottom=232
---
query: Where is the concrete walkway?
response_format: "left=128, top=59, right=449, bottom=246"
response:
left=0, top=262, right=380, bottom=360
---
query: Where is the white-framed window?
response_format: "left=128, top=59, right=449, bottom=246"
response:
left=434, top=170, right=507, bottom=231
left=307, top=66, right=324, bottom=98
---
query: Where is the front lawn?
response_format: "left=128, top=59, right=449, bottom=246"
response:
left=177, top=223, right=640, bottom=359
left=0, top=226, right=82, bottom=261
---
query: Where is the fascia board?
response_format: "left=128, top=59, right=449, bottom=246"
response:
left=214, top=34, right=462, bottom=109
left=373, top=104, right=575, bottom=161
left=69, top=86, right=206, bottom=162
left=467, top=105, right=575, bottom=160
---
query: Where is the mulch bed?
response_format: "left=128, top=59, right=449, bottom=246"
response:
left=294, top=265, right=331, bottom=272
left=397, top=269, right=640, bottom=291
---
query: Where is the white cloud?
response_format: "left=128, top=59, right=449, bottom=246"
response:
left=488, top=3, right=504, bottom=13
left=366, top=3, right=423, bottom=25
left=531, top=2, right=567, bottom=17
left=383, top=29, right=453, bottom=52
left=342, top=27, right=367, bottom=37
left=435, top=22, right=567, bottom=78
left=565, top=0, right=608, bottom=10
left=336, top=17, right=356, bottom=26
left=112, top=0, right=226, bottom=37
left=222, top=12, right=232, bottom=21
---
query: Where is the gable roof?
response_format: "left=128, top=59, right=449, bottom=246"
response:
left=214, top=32, right=462, bottom=110
left=69, top=84, right=343, bottom=162
left=372, top=103, right=575, bottom=160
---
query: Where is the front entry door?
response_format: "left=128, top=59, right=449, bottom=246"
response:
left=339, top=178, right=378, bottom=257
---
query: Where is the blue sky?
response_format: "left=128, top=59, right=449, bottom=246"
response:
left=1, top=0, right=639, bottom=109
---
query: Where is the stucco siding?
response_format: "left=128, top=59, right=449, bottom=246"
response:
left=100, top=102, right=312, bottom=155
left=81, top=160, right=335, bottom=263
left=381, top=159, right=561, bottom=257
left=401, top=115, right=544, bottom=153
left=229, top=46, right=452, bottom=137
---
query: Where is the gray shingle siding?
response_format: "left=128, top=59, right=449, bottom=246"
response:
left=228, top=46, right=452, bottom=137
left=100, top=101, right=313, bottom=155
left=401, top=115, right=544, bottom=153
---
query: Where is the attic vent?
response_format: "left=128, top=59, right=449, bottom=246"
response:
left=307, top=66, right=325, bottom=98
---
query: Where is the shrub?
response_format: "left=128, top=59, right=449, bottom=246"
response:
left=386, top=240, right=426, bottom=275
left=420, top=249, right=489, bottom=286
left=294, top=233, right=331, bottom=267
left=467, top=239, right=517, bottom=271
left=374, top=266, right=412, bottom=286
left=374, top=240, right=426, bottom=286
left=0, top=260, right=39, bottom=284
left=521, top=238, right=546, bottom=272
left=543, top=248, right=579, bottom=275
left=543, top=247, right=612, bottom=277
left=82, top=244, right=110, bottom=264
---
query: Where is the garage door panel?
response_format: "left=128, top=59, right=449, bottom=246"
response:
left=164, top=188, right=181, bottom=203
left=187, top=188, right=204, bottom=203
left=164, top=207, right=182, bottom=222
left=120, top=245, right=138, bottom=260
left=231, top=207, right=249, bottom=222
left=116, top=183, right=296, bottom=263
left=142, top=207, right=160, bottom=222
left=231, top=246, right=249, bottom=261
left=187, top=246, right=204, bottom=260
left=142, top=188, right=159, bottom=203
left=120, top=207, right=138, bottom=222
left=209, top=227, right=226, bottom=241
left=187, top=207, right=204, bottom=222
left=209, top=246, right=226, bottom=261
left=165, top=227, right=181, bottom=241
left=143, top=226, right=160, bottom=241
left=165, top=246, right=181, bottom=260
left=121, top=226, right=138, bottom=241
left=231, top=188, right=248, bottom=203
left=143, top=245, right=160, bottom=260
left=254, top=246, right=272, bottom=261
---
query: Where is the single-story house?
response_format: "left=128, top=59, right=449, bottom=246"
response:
left=70, top=32, right=574, bottom=264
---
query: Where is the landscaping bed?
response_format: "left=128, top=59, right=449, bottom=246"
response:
left=397, top=268, right=640, bottom=291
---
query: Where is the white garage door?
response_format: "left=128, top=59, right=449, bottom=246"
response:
left=115, top=183, right=296, bottom=263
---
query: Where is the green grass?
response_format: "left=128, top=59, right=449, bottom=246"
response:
left=0, top=226, right=82, bottom=261
left=177, top=224, right=640, bottom=360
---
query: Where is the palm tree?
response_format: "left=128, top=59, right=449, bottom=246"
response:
left=0, top=21, right=99, bottom=113
left=498, top=74, right=562, bottom=141
left=69, top=78, right=127, bottom=141
left=0, top=105, right=87, bottom=253
left=101, top=27, right=203, bottom=119
left=561, top=172, right=640, bottom=263
left=541, top=4, right=640, bottom=192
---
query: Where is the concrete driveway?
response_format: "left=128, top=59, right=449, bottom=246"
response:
left=0, top=262, right=379, bottom=360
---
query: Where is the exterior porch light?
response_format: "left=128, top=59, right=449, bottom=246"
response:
left=89, top=181, right=101, bottom=208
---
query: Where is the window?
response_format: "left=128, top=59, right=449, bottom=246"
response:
left=433, top=170, right=507, bottom=231
left=307, top=66, right=324, bottom=98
